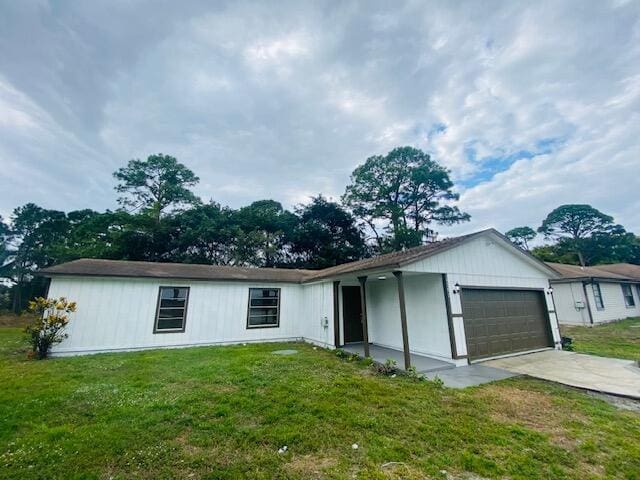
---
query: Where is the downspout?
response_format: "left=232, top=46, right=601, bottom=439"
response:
left=581, top=280, right=595, bottom=325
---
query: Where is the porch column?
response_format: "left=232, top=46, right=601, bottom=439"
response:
left=357, top=276, right=370, bottom=358
left=392, top=271, right=411, bottom=370
left=332, top=281, right=341, bottom=347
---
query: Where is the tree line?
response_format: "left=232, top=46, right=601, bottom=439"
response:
left=0, top=147, right=471, bottom=311
left=506, top=204, right=640, bottom=266
left=2, top=147, right=638, bottom=312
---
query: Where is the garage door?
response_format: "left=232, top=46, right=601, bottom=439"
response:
left=461, top=288, right=553, bottom=360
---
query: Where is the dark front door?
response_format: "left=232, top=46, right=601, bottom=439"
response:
left=342, top=286, right=363, bottom=343
left=461, top=288, right=553, bottom=360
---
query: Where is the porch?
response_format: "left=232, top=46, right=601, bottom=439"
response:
left=343, top=343, right=455, bottom=373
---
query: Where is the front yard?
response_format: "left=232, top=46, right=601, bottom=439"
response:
left=1, top=327, right=639, bottom=479
left=561, top=317, right=640, bottom=361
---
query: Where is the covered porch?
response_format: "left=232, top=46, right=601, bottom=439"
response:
left=330, top=268, right=464, bottom=370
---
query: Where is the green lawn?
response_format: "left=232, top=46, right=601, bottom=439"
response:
left=0, top=328, right=639, bottom=479
left=561, top=317, right=640, bottom=361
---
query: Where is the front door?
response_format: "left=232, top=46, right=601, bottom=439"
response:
left=342, top=286, right=363, bottom=343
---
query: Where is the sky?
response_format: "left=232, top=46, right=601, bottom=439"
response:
left=1, top=0, right=639, bottom=239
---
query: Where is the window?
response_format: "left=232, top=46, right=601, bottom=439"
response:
left=592, top=283, right=604, bottom=310
left=247, top=288, right=280, bottom=328
left=154, top=287, right=189, bottom=332
left=621, top=284, right=635, bottom=308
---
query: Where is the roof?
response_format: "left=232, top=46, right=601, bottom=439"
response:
left=40, top=228, right=556, bottom=283
left=590, top=263, right=640, bottom=280
left=546, top=262, right=640, bottom=283
left=306, top=231, right=482, bottom=281
left=40, top=258, right=314, bottom=283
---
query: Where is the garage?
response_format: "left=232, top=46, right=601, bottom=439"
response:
left=461, top=288, right=553, bottom=360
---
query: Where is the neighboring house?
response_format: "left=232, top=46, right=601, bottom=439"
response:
left=547, top=262, right=640, bottom=325
left=40, top=229, right=562, bottom=367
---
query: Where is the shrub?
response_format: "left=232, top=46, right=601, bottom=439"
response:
left=25, top=297, right=76, bottom=359
left=371, top=358, right=398, bottom=376
left=561, top=336, right=574, bottom=351
left=405, top=365, right=424, bottom=381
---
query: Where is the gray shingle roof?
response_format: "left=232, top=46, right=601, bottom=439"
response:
left=41, top=228, right=553, bottom=283
left=546, top=262, right=640, bottom=282
left=40, top=258, right=314, bottom=283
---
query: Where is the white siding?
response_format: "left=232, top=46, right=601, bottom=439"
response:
left=404, top=234, right=561, bottom=351
left=300, top=282, right=334, bottom=346
left=48, top=276, right=333, bottom=355
left=552, top=282, right=590, bottom=325
left=365, top=274, right=452, bottom=360
left=588, top=281, right=640, bottom=324
left=553, top=281, right=640, bottom=325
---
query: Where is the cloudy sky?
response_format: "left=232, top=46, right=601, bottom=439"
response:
left=1, top=0, right=639, bottom=237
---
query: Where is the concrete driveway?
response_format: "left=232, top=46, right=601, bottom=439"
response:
left=485, top=350, right=640, bottom=399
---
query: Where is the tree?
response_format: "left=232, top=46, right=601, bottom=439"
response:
left=113, top=154, right=200, bottom=222
left=7, top=204, right=68, bottom=312
left=291, top=195, right=368, bottom=269
left=168, top=202, right=241, bottom=265
left=505, top=226, right=537, bottom=250
left=541, top=225, right=640, bottom=266
left=538, top=204, right=615, bottom=265
left=0, top=215, right=10, bottom=267
left=343, top=146, right=470, bottom=252
left=236, top=200, right=298, bottom=267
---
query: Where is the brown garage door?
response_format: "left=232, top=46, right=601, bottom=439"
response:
left=461, top=288, right=553, bottom=360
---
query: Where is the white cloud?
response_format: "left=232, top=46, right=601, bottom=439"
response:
left=0, top=0, right=638, bottom=239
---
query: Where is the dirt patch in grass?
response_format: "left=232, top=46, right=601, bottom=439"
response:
left=0, top=313, right=29, bottom=328
left=479, top=385, right=583, bottom=450
left=284, top=453, right=338, bottom=478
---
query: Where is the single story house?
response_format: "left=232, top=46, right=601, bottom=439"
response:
left=40, top=228, right=562, bottom=368
left=547, top=262, right=640, bottom=325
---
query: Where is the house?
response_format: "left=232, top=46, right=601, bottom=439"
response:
left=547, top=262, right=640, bottom=325
left=40, top=229, right=562, bottom=368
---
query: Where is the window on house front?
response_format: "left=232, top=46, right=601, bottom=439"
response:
left=154, top=287, right=189, bottom=332
left=592, top=283, right=604, bottom=310
left=247, top=288, right=280, bottom=328
left=621, top=284, right=635, bottom=307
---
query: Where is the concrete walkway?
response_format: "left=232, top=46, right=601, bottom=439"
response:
left=423, top=364, right=517, bottom=389
left=485, top=350, right=640, bottom=399
left=343, top=343, right=455, bottom=373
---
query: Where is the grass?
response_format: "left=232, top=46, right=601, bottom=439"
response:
left=561, top=317, right=640, bottom=361
left=0, top=328, right=639, bottom=479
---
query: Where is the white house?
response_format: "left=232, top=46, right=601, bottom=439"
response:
left=40, top=229, right=562, bottom=368
left=548, top=262, right=640, bottom=325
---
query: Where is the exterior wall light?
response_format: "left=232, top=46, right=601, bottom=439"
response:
left=546, top=286, right=554, bottom=295
left=452, top=282, right=461, bottom=294
left=377, top=276, right=387, bottom=280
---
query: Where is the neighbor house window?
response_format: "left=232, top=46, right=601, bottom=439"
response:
left=621, top=284, right=635, bottom=307
left=154, top=287, right=189, bottom=332
left=247, top=288, right=280, bottom=328
left=592, top=283, right=604, bottom=310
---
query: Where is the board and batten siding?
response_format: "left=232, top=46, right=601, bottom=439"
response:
left=552, top=282, right=590, bottom=325
left=365, top=274, right=452, bottom=360
left=585, top=281, right=640, bottom=324
left=48, top=276, right=335, bottom=355
left=554, top=281, right=640, bottom=325
left=402, top=234, right=561, bottom=357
